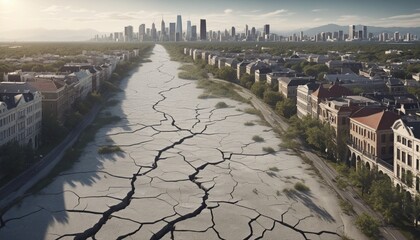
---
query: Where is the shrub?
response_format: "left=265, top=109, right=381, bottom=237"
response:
left=355, top=213, right=380, bottom=239
left=215, top=101, right=229, bottom=109
left=244, top=121, right=255, bottom=126
left=252, top=135, right=265, bottom=142
left=263, top=147, right=275, bottom=154
left=98, top=145, right=122, bottom=154
left=294, top=182, right=310, bottom=192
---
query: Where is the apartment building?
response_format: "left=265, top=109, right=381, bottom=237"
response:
left=296, top=82, right=320, bottom=119
left=348, top=108, right=399, bottom=178
left=0, top=82, right=42, bottom=149
left=392, top=119, right=420, bottom=195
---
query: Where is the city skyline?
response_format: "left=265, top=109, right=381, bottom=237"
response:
left=1, top=0, right=420, bottom=35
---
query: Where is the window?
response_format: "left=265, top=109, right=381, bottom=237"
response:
left=416, top=177, right=419, bottom=192
left=408, top=140, right=413, bottom=148
left=397, top=164, right=400, bottom=178
left=417, top=145, right=419, bottom=152
left=417, top=159, right=419, bottom=171
left=408, top=155, right=412, bottom=167
left=402, top=152, right=406, bottom=163
left=402, top=138, right=407, bottom=145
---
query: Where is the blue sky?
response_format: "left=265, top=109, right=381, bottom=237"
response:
left=1, top=0, right=419, bottom=33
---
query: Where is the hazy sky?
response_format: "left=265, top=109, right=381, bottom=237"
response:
left=1, top=0, right=419, bottom=33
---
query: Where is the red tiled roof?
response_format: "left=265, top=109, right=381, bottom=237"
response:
left=28, top=79, right=64, bottom=92
left=312, top=84, right=352, bottom=99
left=351, top=109, right=400, bottom=130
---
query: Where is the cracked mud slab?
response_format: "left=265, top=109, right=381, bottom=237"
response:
left=0, top=45, right=365, bottom=240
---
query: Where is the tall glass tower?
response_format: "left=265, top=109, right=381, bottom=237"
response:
left=176, top=15, right=182, bottom=41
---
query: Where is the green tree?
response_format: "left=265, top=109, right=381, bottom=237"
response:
left=275, top=98, right=296, bottom=118
left=215, top=67, right=236, bottom=82
left=263, top=90, right=283, bottom=108
left=355, top=213, right=380, bottom=239
left=240, top=73, right=255, bottom=89
left=251, top=81, right=267, bottom=99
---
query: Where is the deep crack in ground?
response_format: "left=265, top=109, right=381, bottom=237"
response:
left=0, top=45, right=350, bottom=240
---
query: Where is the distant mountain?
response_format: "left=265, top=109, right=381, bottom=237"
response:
left=0, top=28, right=102, bottom=42
left=281, top=24, right=420, bottom=37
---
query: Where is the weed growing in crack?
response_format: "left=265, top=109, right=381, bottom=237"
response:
left=252, top=135, right=265, bottom=142
left=276, top=190, right=281, bottom=196
left=252, top=188, right=259, bottom=195
left=244, top=121, right=255, bottom=126
left=98, top=145, right=123, bottom=154
left=215, top=101, right=229, bottom=109
left=294, top=182, right=310, bottom=192
left=262, top=147, right=275, bottom=154
left=269, top=167, right=280, bottom=172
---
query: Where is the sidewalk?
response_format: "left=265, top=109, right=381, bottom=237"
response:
left=0, top=104, right=102, bottom=212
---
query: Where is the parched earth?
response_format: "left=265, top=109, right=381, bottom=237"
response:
left=0, top=45, right=358, bottom=239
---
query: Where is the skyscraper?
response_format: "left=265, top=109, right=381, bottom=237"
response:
left=139, top=24, right=146, bottom=41
left=160, top=19, right=166, bottom=41
left=300, top=31, right=304, bottom=41
left=394, top=32, right=400, bottom=42
left=251, top=27, right=256, bottom=38
left=151, top=22, right=157, bottom=41
left=264, top=24, right=270, bottom=41
left=191, top=25, right=197, bottom=41
left=124, top=25, right=133, bottom=42
left=186, top=20, right=192, bottom=41
left=176, top=15, right=183, bottom=41
left=338, top=30, right=343, bottom=41
left=349, top=25, right=355, bottom=40
left=363, top=26, right=367, bottom=40
left=245, top=25, right=249, bottom=37
left=231, top=26, right=236, bottom=38
left=169, top=23, right=176, bottom=41
left=264, top=24, right=270, bottom=36
left=200, top=19, right=207, bottom=41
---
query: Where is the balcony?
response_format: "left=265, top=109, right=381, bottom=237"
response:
left=348, top=142, right=393, bottom=171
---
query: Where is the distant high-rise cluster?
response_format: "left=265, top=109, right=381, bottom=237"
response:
left=93, top=17, right=418, bottom=43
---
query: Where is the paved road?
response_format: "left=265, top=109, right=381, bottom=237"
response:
left=209, top=76, right=406, bottom=240
left=0, top=104, right=102, bottom=212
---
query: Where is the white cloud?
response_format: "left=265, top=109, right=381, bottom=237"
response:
left=312, top=9, right=327, bottom=12
left=224, top=9, right=233, bottom=14
left=384, top=12, right=420, bottom=20
left=337, top=15, right=363, bottom=23
left=261, top=9, right=289, bottom=18
left=313, top=18, right=323, bottom=22
left=41, top=5, right=64, bottom=14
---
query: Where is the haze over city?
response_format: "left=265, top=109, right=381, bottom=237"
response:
left=1, top=0, right=420, bottom=34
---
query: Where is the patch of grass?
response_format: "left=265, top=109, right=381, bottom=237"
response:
left=339, top=198, right=354, bottom=215
left=252, top=135, right=265, bottom=142
left=294, top=182, right=310, bottom=192
left=269, top=167, right=280, bottom=172
left=215, top=101, right=229, bottom=109
left=98, top=145, right=122, bottom=154
left=244, top=107, right=260, bottom=115
left=197, top=79, right=247, bottom=103
left=263, top=147, right=275, bottom=154
left=244, top=121, right=255, bottom=126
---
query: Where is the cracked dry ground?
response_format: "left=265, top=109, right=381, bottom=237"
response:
left=0, top=45, right=352, bottom=240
